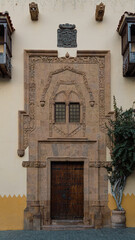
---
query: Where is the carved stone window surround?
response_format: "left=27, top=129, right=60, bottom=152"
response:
left=18, top=50, right=110, bottom=156
left=49, top=84, right=86, bottom=137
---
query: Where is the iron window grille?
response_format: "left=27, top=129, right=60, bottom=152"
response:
left=69, top=103, right=80, bottom=123
left=55, top=102, right=66, bottom=123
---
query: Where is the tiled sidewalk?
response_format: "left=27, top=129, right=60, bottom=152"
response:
left=0, top=228, right=135, bottom=240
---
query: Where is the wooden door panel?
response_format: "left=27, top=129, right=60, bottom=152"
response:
left=51, top=162, right=83, bottom=220
left=51, top=162, right=68, bottom=219
left=67, top=163, right=83, bottom=219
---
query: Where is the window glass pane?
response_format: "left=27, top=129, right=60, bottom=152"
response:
left=69, top=103, right=80, bottom=122
left=55, top=103, right=66, bottom=122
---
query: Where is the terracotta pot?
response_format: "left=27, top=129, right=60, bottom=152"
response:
left=111, top=209, right=126, bottom=228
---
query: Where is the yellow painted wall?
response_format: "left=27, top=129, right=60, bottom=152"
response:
left=0, top=194, right=135, bottom=230
left=0, top=195, right=26, bottom=230
left=108, top=194, right=135, bottom=227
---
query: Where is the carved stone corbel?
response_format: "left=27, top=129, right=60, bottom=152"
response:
left=95, top=2, right=105, bottom=22
left=29, top=2, right=39, bottom=21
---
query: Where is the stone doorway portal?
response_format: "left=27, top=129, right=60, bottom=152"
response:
left=18, top=50, right=111, bottom=229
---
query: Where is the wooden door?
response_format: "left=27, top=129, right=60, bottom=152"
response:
left=51, top=162, right=84, bottom=220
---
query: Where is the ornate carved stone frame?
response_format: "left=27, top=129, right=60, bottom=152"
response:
left=18, top=50, right=110, bottom=157
left=18, top=50, right=111, bottom=230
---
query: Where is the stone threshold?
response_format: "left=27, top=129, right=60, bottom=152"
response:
left=42, top=220, right=94, bottom=230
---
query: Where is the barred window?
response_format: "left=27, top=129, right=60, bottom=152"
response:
left=55, top=103, right=66, bottom=123
left=69, top=103, right=80, bottom=122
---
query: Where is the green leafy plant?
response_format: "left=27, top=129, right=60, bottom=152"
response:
left=106, top=97, right=135, bottom=210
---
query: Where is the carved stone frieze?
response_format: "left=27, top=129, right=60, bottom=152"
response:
left=22, top=161, right=46, bottom=168
left=53, top=124, right=82, bottom=138
left=89, top=161, right=112, bottom=168
left=31, top=55, right=100, bottom=65
left=105, top=111, right=115, bottom=150
left=40, top=65, right=95, bottom=107
left=99, top=90, right=105, bottom=131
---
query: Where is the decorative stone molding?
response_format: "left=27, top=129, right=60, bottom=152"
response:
left=89, top=200, right=108, bottom=207
left=48, top=76, right=86, bottom=137
left=18, top=50, right=110, bottom=156
left=95, top=2, right=105, bottom=22
left=105, top=111, right=115, bottom=150
left=40, top=65, right=95, bottom=106
left=17, top=111, right=34, bottom=157
left=89, top=161, right=112, bottom=168
left=22, top=161, right=46, bottom=168
left=19, top=50, right=111, bottom=230
left=29, top=2, right=39, bottom=21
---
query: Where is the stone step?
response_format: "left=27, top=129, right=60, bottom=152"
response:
left=42, top=224, right=94, bottom=231
left=51, top=220, right=83, bottom=225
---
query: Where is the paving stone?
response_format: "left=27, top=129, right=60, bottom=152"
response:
left=0, top=229, right=135, bottom=240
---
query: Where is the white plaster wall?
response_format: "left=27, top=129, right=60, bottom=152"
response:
left=0, top=0, right=135, bottom=196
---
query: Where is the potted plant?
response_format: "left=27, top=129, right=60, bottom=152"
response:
left=106, top=97, right=135, bottom=228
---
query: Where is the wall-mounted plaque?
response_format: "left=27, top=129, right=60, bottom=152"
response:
left=57, top=23, right=77, bottom=48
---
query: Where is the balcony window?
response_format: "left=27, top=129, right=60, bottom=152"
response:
left=0, top=12, right=14, bottom=78
left=117, top=13, right=135, bottom=76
